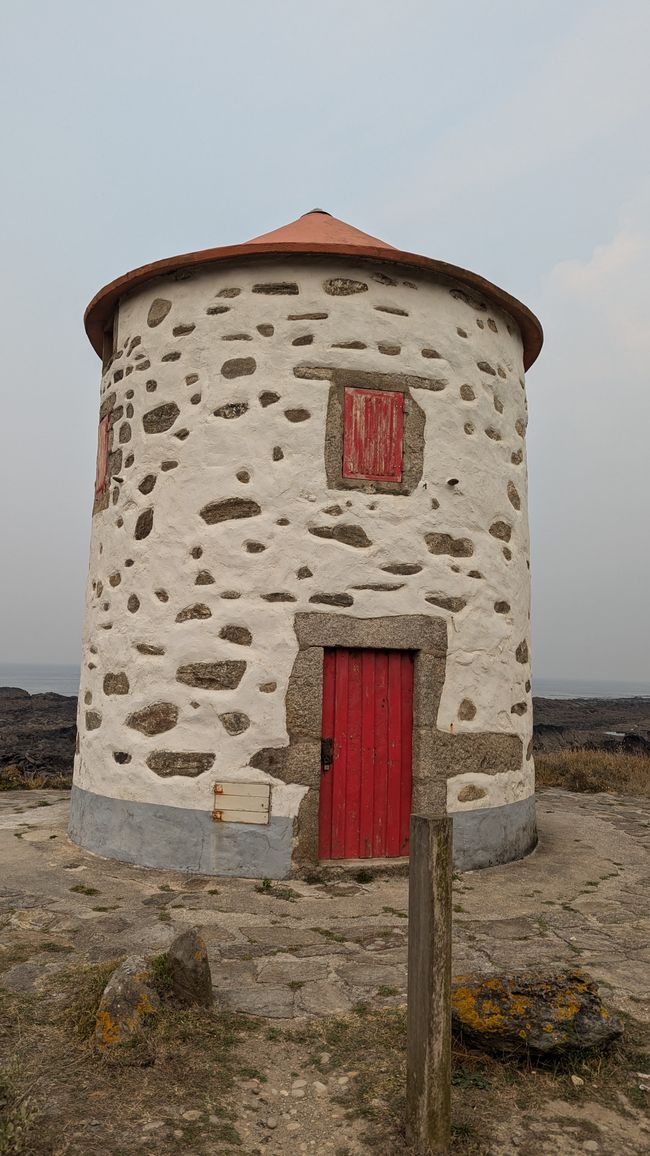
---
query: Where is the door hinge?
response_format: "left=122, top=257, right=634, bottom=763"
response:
left=321, top=737, right=333, bottom=772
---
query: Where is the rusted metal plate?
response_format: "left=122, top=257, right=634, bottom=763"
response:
left=342, top=387, right=404, bottom=481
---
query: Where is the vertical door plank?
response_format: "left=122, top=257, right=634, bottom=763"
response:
left=330, top=649, right=349, bottom=859
left=400, top=654, right=415, bottom=855
left=318, top=649, right=336, bottom=859
left=359, top=649, right=376, bottom=858
left=385, top=651, right=403, bottom=857
left=372, top=652, right=389, bottom=857
left=344, top=650, right=363, bottom=858
left=342, top=389, right=404, bottom=481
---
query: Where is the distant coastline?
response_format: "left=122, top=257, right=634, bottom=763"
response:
left=1, top=663, right=649, bottom=702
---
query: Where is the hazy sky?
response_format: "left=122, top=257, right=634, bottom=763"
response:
left=1, top=0, right=649, bottom=682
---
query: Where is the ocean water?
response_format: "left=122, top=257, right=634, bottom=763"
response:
left=0, top=663, right=81, bottom=696
left=1, top=663, right=649, bottom=701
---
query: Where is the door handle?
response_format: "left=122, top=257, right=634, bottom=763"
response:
left=321, top=737, right=334, bottom=772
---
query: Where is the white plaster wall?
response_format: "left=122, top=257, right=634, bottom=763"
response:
left=75, top=258, right=533, bottom=821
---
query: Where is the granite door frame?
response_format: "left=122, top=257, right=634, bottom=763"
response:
left=285, top=612, right=448, bottom=865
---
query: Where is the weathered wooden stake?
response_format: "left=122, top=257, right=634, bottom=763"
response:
left=406, top=814, right=453, bottom=1155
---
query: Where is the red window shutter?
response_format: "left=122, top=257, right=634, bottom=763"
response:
left=94, top=415, right=110, bottom=497
left=342, top=388, right=404, bottom=482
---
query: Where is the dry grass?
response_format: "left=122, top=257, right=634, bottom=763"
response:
left=0, top=765, right=71, bottom=792
left=535, top=749, right=650, bottom=797
left=0, top=961, right=257, bottom=1156
left=290, top=1005, right=649, bottom=1154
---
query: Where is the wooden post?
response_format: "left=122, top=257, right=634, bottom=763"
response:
left=406, top=814, right=453, bottom=1155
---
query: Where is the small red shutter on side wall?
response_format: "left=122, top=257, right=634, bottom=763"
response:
left=94, top=415, right=109, bottom=497
left=342, top=387, right=404, bottom=481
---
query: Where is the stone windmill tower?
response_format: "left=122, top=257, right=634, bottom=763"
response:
left=71, top=209, right=543, bottom=877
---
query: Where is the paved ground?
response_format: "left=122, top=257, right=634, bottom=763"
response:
left=1, top=788, right=649, bottom=1023
left=1, top=788, right=650, bottom=1155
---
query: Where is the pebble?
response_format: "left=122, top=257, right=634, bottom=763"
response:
left=337, top=1076, right=349, bottom=1086
left=292, top=1079, right=307, bottom=1089
left=313, top=1081, right=327, bottom=1095
left=571, top=1075, right=585, bottom=1087
left=182, top=1110, right=202, bottom=1121
left=173, top=1131, right=183, bottom=1140
left=583, top=1144, right=599, bottom=1153
left=142, top=1121, right=164, bottom=1131
left=287, top=1122, right=300, bottom=1133
left=319, top=1052, right=331, bottom=1065
left=291, top=1088, right=305, bottom=1098
left=265, top=1117, right=278, bottom=1129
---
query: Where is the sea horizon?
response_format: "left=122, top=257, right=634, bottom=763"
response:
left=1, top=662, right=650, bottom=702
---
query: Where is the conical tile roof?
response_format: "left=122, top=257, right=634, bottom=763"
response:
left=85, top=209, right=542, bottom=367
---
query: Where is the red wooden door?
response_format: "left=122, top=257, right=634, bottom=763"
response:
left=319, top=648, right=414, bottom=860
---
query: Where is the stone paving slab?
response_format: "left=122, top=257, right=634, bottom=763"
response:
left=1, top=789, right=649, bottom=1024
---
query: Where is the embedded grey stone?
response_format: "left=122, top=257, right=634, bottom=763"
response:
left=200, top=498, right=261, bottom=524
left=147, top=298, right=172, bottom=327
left=516, top=641, right=529, bottom=664
left=175, top=604, right=212, bottom=622
left=176, top=662, right=246, bottom=690
left=85, top=710, right=102, bottom=731
left=477, top=361, right=496, bottom=375
left=309, top=593, right=354, bottom=607
left=213, top=402, right=249, bottom=419
left=219, top=625, right=252, bottom=646
left=134, top=509, right=154, bottom=540
left=195, top=570, right=215, bottom=585
left=425, top=594, right=467, bottom=612
left=219, top=711, right=250, bottom=735
left=425, top=533, right=473, bottom=558
left=322, top=278, right=368, bottom=296
left=259, top=391, right=280, bottom=407
left=103, top=672, right=130, bottom=695
left=252, top=282, right=299, bottom=294
left=309, top=524, right=372, bottom=549
left=138, top=474, right=157, bottom=495
left=146, top=751, right=215, bottom=777
left=221, top=357, right=256, bottom=379
left=126, top=702, right=179, bottom=735
left=284, top=408, right=310, bottom=422
left=142, top=403, right=180, bottom=433
left=508, top=482, right=521, bottom=510
left=381, top=563, right=422, bottom=575
left=489, top=521, right=512, bottom=542
left=458, top=699, right=476, bottom=721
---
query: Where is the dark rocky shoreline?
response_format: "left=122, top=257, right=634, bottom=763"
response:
left=0, top=686, right=77, bottom=781
left=1, top=686, right=649, bottom=785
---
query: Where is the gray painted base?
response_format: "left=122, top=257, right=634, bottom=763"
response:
left=69, top=785, right=294, bottom=878
left=452, top=794, right=537, bottom=871
left=69, top=785, right=536, bottom=879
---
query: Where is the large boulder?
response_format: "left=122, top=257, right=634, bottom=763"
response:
left=95, top=956, right=160, bottom=1053
left=166, top=928, right=213, bottom=1007
left=451, top=968, right=623, bottom=1056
